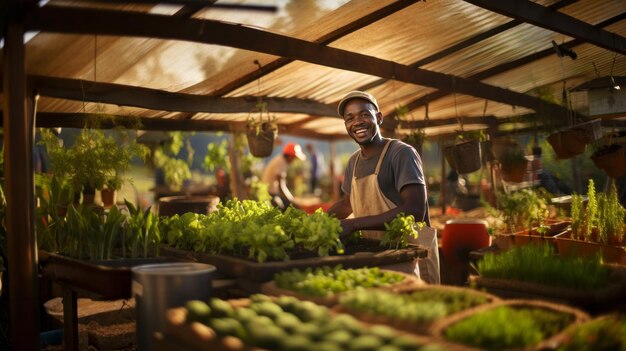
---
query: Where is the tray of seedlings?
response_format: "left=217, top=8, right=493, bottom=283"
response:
left=260, top=265, right=422, bottom=306
left=332, top=284, right=498, bottom=336
left=430, top=299, right=589, bottom=351
left=469, top=243, right=626, bottom=312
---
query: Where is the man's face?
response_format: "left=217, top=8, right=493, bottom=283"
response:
left=342, top=99, right=381, bottom=145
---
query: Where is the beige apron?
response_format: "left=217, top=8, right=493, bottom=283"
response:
left=350, top=140, right=441, bottom=284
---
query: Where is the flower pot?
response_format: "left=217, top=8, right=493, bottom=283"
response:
left=246, top=122, right=277, bottom=158
left=500, top=160, right=527, bottom=183
left=444, top=140, right=481, bottom=174
left=591, top=144, right=626, bottom=178
left=100, top=188, right=116, bottom=208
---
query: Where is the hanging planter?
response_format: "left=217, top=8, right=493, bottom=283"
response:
left=498, top=146, right=528, bottom=183
left=547, top=119, right=602, bottom=159
left=444, top=139, right=482, bottom=174
left=590, top=144, right=626, bottom=178
left=246, top=100, right=278, bottom=158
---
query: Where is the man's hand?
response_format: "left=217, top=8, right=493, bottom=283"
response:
left=339, top=219, right=355, bottom=241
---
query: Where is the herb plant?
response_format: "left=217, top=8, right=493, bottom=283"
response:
left=557, top=315, right=626, bottom=351
left=381, top=213, right=424, bottom=249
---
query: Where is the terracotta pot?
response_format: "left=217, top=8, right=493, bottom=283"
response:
left=555, top=231, right=626, bottom=265
left=101, top=188, right=116, bottom=207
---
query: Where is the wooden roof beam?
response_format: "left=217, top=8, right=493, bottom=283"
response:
left=464, top=0, right=626, bottom=55
left=24, top=75, right=337, bottom=115
left=27, top=6, right=576, bottom=122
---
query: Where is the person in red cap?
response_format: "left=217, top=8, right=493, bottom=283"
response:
left=261, top=142, right=306, bottom=210
left=327, top=91, right=439, bottom=283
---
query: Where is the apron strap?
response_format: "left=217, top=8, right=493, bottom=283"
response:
left=374, top=139, right=393, bottom=175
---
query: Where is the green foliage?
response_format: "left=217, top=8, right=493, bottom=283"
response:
left=570, top=193, right=584, bottom=240
left=124, top=199, right=160, bottom=258
left=339, top=288, right=489, bottom=324
left=153, top=132, right=193, bottom=191
left=598, top=184, right=626, bottom=243
left=475, top=244, right=610, bottom=290
left=495, top=189, right=549, bottom=232
left=498, top=146, right=526, bottom=166
left=247, top=101, right=278, bottom=135
left=381, top=213, right=424, bottom=249
left=203, top=140, right=229, bottom=172
left=248, top=178, right=271, bottom=204
left=273, top=266, right=405, bottom=297
left=160, top=199, right=343, bottom=263
left=444, top=306, right=573, bottom=350
left=39, top=128, right=148, bottom=192
left=584, top=179, right=598, bottom=241
left=557, top=315, right=626, bottom=351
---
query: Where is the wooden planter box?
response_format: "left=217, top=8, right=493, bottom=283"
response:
left=39, top=251, right=178, bottom=299
left=512, top=221, right=571, bottom=250
left=555, top=231, right=626, bottom=265
left=430, top=299, right=589, bottom=351
left=159, top=241, right=428, bottom=283
left=333, top=284, right=499, bottom=336
left=469, top=264, right=626, bottom=311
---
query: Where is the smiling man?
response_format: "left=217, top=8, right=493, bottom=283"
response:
left=327, top=91, right=439, bottom=283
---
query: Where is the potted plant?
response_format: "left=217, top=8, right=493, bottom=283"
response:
left=40, top=128, right=148, bottom=205
left=547, top=119, right=602, bottom=160
left=246, top=100, right=278, bottom=158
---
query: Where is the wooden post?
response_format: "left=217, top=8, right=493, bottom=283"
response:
left=440, top=142, right=447, bottom=215
left=2, top=11, right=40, bottom=351
left=228, top=132, right=246, bottom=199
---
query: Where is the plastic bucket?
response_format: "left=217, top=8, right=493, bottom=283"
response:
left=441, top=218, right=490, bottom=264
left=132, top=262, right=216, bottom=351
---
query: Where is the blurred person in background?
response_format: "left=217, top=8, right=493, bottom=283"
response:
left=306, top=143, right=325, bottom=195
left=529, top=146, right=572, bottom=196
left=261, top=143, right=306, bottom=211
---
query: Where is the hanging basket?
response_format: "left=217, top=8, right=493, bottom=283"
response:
left=246, top=122, right=277, bottom=158
left=591, top=144, right=626, bottom=178
left=547, top=130, right=586, bottom=159
left=444, top=139, right=481, bottom=174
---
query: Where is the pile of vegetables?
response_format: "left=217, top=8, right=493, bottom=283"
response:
left=273, top=266, right=406, bottom=297
left=184, top=294, right=442, bottom=351
left=338, top=287, right=489, bottom=324
left=475, top=244, right=611, bottom=290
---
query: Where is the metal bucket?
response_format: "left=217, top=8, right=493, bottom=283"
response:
left=132, top=262, right=216, bottom=351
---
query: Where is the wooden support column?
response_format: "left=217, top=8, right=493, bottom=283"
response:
left=228, top=133, right=246, bottom=200
left=440, top=143, right=447, bottom=215
left=2, top=12, right=40, bottom=351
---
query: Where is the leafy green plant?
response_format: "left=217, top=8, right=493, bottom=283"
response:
left=381, top=213, right=424, bottom=249
left=444, top=306, right=573, bottom=350
left=123, top=200, right=160, bottom=258
left=247, top=100, right=278, bottom=136
left=39, top=128, right=148, bottom=194
left=273, top=265, right=405, bottom=297
left=597, top=183, right=626, bottom=244
left=475, top=244, right=610, bottom=290
left=203, top=139, right=229, bottom=172
left=153, top=132, right=192, bottom=191
left=496, top=189, right=549, bottom=233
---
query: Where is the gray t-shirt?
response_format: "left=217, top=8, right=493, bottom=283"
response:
left=342, top=139, right=430, bottom=225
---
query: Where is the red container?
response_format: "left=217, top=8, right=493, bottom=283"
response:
left=441, top=218, right=490, bottom=264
